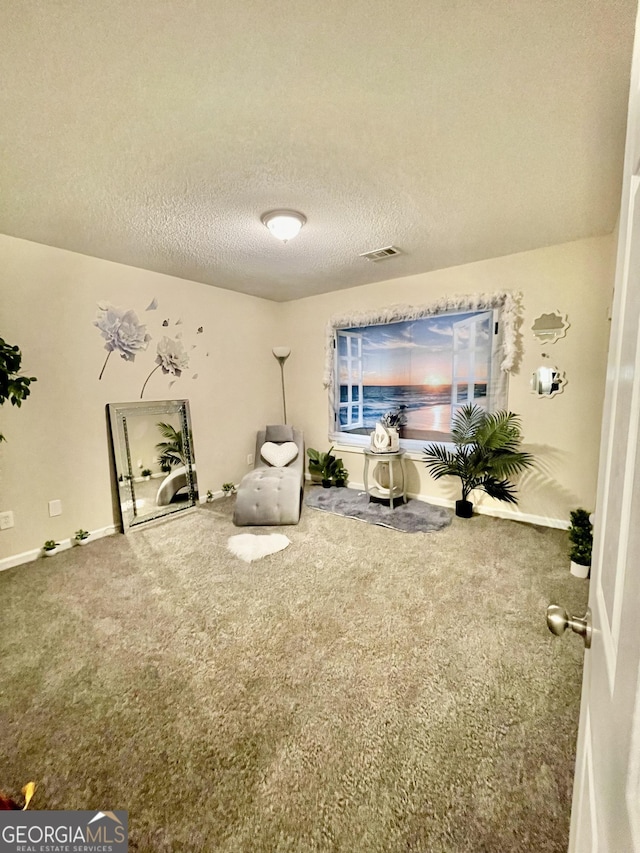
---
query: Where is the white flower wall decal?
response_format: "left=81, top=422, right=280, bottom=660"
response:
left=94, top=299, right=203, bottom=395
left=94, top=302, right=151, bottom=379
left=140, top=336, right=190, bottom=398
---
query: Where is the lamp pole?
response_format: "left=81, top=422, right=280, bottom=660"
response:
left=272, top=347, right=291, bottom=424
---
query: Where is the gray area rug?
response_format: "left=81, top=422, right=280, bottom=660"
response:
left=0, top=497, right=588, bottom=852
left=305, top=486, right=452, bottom=532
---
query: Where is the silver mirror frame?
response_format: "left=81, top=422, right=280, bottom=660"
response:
left=531, top=311, right=570, bottom=344
left=107, top=399, right=198, bottom=531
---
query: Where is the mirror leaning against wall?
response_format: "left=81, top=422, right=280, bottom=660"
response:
left=107, top=400, right=198, bottom=532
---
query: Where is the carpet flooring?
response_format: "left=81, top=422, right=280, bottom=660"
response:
left=0, top=496, right=588, bottom=852
left=305, top=486, right=452, bottom=533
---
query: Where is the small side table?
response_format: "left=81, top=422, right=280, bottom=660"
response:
left=363, top=449, right=408, bottom=508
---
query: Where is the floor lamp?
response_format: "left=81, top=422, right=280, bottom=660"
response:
left=272, top=347, right=291, bottom=424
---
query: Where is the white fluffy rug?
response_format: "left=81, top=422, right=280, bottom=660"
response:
left=227, top=533, right=291, bottom=562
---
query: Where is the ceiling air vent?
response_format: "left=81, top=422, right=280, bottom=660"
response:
left=359, top=245, right=403, bottom=262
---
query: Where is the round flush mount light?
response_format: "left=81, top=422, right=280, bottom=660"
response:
left=261, top=209, right=306, bottom=242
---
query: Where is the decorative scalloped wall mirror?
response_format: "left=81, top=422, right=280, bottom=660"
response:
left=531, top=312, right=569, bottom=343
left=530, top=366, right=566, bottom=397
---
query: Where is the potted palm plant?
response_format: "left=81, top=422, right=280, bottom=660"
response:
left=155, top=422, right=188, bottom=469
left=423, top=404, right=534, bottom=517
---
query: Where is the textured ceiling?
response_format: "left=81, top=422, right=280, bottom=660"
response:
left=1, top=1, right=637, bottom=302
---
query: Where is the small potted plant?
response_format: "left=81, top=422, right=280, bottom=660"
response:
left=42, top=539, right=60, bottom=557
left=141, top=468, right=153, bottom=481
left=568, top=508, right=593, bottom=579
left=74, top=529, right=90, bottom=545
left=206, top=489, right=214, bottom=503
left=307, top=446, right=338, bottom=487
left=333, top=462, right=349, bottom=487
left=222, top=482, right=236, bottom=497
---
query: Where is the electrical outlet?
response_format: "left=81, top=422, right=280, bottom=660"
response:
left=247, top=454, right=254, bottom=466
left=48, top=499, right=62, bottom=517
left=0, top=511, right=14, bottom=530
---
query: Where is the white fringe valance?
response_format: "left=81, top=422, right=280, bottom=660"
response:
left=322, top=291, right=521, bottom=388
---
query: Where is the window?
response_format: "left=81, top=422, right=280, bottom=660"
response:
left=337, top=331, right=364, bottom=430
left=331, top=308, right=507, bottom=449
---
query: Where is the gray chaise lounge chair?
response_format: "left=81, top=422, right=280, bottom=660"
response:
left=233, top=426, right=304, bottom=526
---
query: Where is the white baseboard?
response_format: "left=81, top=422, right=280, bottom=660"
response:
left=0, top=524, right=119, bottom=573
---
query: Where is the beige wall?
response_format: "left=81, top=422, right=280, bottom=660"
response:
left=0, top=235, right=281, bottom=560
left=0, top=232, right=616, bottom=564
left=280, top=235, right=616, bottom=526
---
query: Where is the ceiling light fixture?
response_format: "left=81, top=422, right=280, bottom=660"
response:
left=261, top=210, right=306, bottom=242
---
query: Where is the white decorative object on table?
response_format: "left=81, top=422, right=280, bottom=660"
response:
left=370, top=423, right=399, bottom=453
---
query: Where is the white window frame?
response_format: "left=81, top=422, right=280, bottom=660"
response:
left=335, top=330, right=364, bottom=430
left=451, top=310, right=493, bottom=415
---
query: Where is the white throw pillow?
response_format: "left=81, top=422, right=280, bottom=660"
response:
left=260, top=441, right=298, bottom=467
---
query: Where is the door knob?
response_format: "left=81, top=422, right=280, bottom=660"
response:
left=546, top=605, right=592, bottom=648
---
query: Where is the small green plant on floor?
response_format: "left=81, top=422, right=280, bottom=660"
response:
left=222, top=482, right=236, bottom=496
left=74, top=529, right=90, bottom=542
left=43, top=539, right=59, bottom=552
left=568, top=508, right=593, bottom=567
left=206, top=489, right=214, bottom=502
left=307, top=446, right=336, bottom=484
left=333, top=462, right=349, bottom=487
left=141, top=468, right=153, bottom=479
left=307, top=447, right=348, bottom=487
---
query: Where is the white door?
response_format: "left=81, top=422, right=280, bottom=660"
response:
left=564, top=11, right=640, bottom=849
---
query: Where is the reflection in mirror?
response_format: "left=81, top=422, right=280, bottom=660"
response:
left=531, top=312, right=569, bottom=343
left=530, top=366, right=566, bottom=398
left=108, top=400, right=198, bottom=531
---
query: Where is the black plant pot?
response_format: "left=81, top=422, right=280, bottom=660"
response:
left=322, top=479, right=332, bottom=488
left=455, top=499, right=474, bottom=518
